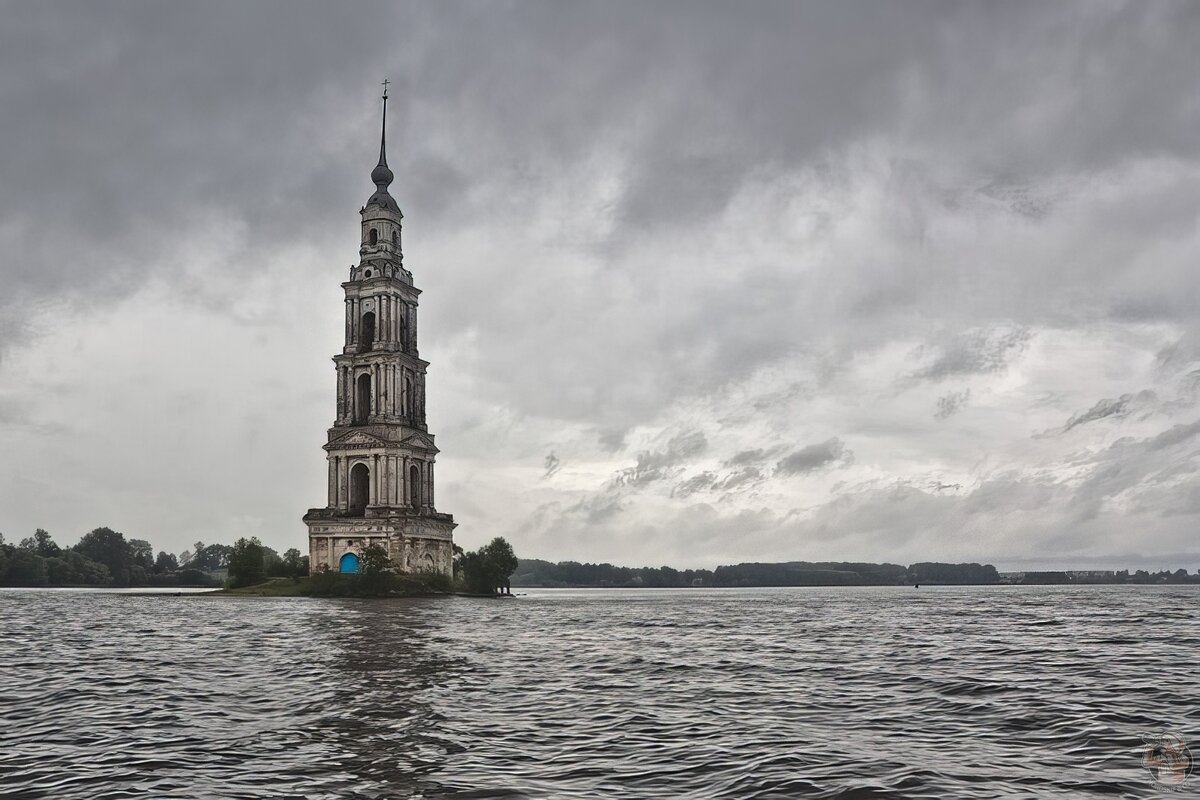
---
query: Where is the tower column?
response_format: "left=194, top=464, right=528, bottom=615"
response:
left=328, top=457, right=336, bottom=505
left=371, top=454, right=380, bottom=505
left=421, top=461, right=428, bottom=511
left=382, top=294, right=390, bottom=344
left=391, top=456, right=399, bottom=505
left=401, top=455, right=409, bottom=505
left=381, top=453, right=391, bottom=503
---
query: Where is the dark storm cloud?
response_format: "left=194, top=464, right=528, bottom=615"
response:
left=775, top=438, right=852, bottom=476
left=4, top=2, right=1198, bottom=359
left=0, top=1, right=405, bottom=355
left=1063, top=390, right=1158, bottom=432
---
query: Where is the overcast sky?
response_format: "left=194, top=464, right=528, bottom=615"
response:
left=1, top=1, right=1198, bottom=570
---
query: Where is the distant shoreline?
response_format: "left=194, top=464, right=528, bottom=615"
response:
left=510, top=558, right=1200, bottom=589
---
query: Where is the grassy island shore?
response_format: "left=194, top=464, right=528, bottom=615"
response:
left=213, top=573, right=455, bottom=598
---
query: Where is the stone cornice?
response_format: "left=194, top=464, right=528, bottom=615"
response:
left=331, top=351, right=429, bottom=368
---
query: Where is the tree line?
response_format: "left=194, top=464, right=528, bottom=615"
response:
left=2, top=526, right=520, bottom=595
left=511, top=559, right=1004, bottom=587
left=0, top=527, right=308, bottom=588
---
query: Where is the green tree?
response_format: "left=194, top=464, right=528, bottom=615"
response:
left=74, top=527, right=132, bottom=586
left=227, top=537, right=266, bottom=588
left=280, top=548, right=305, bottom=577
left=4, top=548, right=49, bottom=586
left=484, top=538, right=518, bottom=593
left=358, top=542, right=395, bottom=594
left=460, top=537, right=519, bottom=595
left=19, top=529, right=61, bottom=558
left=128, top=539, right=154, bottom=570
left=261, top=545, right=282, bottom=576
left=154, top=551, right=179, bottom=574
left=64, top=550, right=112, bottom=584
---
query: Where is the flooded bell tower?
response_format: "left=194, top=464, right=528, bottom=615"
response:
left=302, top=82, right=456, bottom=576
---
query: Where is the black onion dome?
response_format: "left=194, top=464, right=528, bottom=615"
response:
left=371, top=161, right=394, bottom=188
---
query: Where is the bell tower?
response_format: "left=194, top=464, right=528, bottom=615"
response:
left=303, top=82, right=456, bottom=576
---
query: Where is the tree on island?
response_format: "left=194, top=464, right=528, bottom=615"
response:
left=357, top=542, right=395, bottom=595
left=227, top=537, right=267, bottom=588
left=129, top=539, right=155, bottom=574
left=186, top=541, right=232, bottom=572
left=74, top=527, right=140, bottom=586
left=277, top=547, right=307, bottom=578
left=20, top=529, right=61, bottom=558
left=154, top=551, right=179, bottom=574
left=4, top=547, right=48, bottom=586
left=457, top=537, right=519, bottom=595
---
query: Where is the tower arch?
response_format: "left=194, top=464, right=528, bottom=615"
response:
left=349, top=462, right=370, bottom=515
left=409, top=464, right=421, bottom=509
left=355, top=373, right=371, bottom=424
left=360, top=311, right=376, bottom=352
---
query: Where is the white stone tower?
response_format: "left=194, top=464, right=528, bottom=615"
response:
left=303, top=85, right=455, bottom=576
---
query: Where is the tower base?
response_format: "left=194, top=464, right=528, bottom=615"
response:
left=303, top=507, right=455, bottom=576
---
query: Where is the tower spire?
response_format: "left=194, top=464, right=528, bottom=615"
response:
left=368, top=78, right=396, bottom=208
left=378, top=78, right=390, bottom=169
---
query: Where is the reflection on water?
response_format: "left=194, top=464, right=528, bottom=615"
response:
left=0, top=586, right=1197, bottom=798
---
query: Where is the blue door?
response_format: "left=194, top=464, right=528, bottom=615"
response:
left=339, top=552, right=360, bottom=574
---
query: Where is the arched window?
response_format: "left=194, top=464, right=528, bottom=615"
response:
left=355, top=373, right=371, bottom=425
left=392, top=231, right=398, bottom=245
left=404, top=376, right=413, bottom=418
left=360, top=311, right=376, bottom=352
left=409, top=464, right=421, bottom=509
left=350, top=463, right=370, bottom=515
left=369, top=228, right=378, bottom=246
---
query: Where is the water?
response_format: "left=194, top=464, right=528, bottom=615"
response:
left=1, top=586, right=1196, bottom=798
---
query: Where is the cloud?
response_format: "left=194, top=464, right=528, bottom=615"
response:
left=612, top=430, right=708, bottom=488
left=672, top=472, right=716, bottom=499
left=935, top=389, right=970, bottom=420
left=910, top=328, right=1033, bottom=383
left=775, top=438, right=853, bottom=476
left=1063, top=390, right=1157, bottom=432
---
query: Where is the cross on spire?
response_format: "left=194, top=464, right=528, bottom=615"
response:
left=382, top=78, right=390, bottom=100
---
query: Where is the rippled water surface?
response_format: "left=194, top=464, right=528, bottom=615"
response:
left=1, top=586, right=1197, bottom=798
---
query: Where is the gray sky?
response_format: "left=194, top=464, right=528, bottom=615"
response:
left=1, top=1, right=1198, bottom=569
